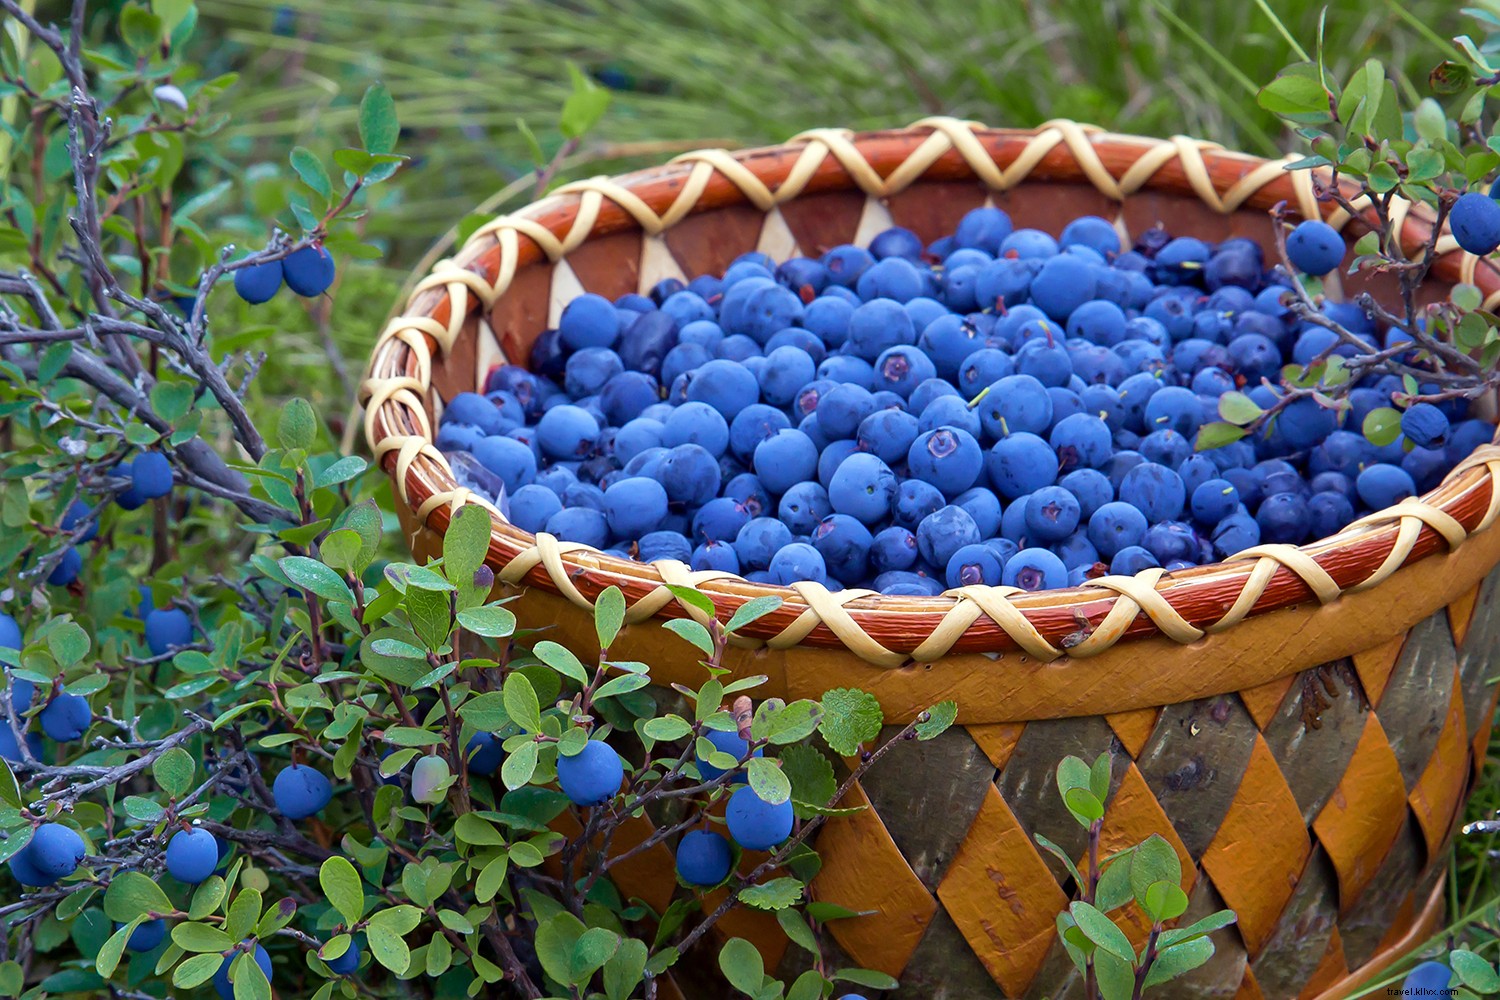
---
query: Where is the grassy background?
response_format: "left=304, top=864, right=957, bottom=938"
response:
left=188, top=0, right=1500, bottom=964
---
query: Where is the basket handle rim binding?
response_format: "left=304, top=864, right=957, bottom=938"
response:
left=360, top=117, right=1500, bottom=668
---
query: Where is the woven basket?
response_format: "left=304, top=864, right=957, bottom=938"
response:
left=363, top=119, right=1500, bottom=999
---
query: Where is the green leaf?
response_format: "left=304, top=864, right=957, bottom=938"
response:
left=1194, top=422, right=1248, bottom=451
left=1258, top=72, right=1330, bottom=116
left=1034, top=833, right=1085, bottom=887
left=718, top=938, right=765, bottom=996
left=457, top=691, right=510, bottom=731
left=453, top=605, right=519, bottom=638
left=276, top=398, right=317, bottom=451
left=1144, top=881, right=1190, bottom=923
left=503, top=673, right=542, bottom=733
left=818, top=688, right=883, bottom=756
left=359, top=83, right=399, bottom=156
left=595, top=673, right=650, bottom=700
left=1130, top=835, right=1182, bottom=908
left=1363, top=407, right=1403, bottom=447
left=663, top=618, right=714, bottom=655
left=746, top=756, right=791, bottom=805
left=532, top=641, right=588, bottom=683
left=153, top=747, right=195, bottom=798
left=104, top=872, right=173, bottom=922
left=289, top=147, right=332, bottom=201
left=560, top=63, right=611, bottom=140
left=739, top=877, right=804, bottom=910
left=47, top=621, right=90, bottom=668
left=595, top=586, right=625, bottom=649
left=172, top=953, right=224, bottom=989
left=476, top=854, right=510, bottom=903
left=725, top=596, right=782, bottom=634
left=454, top=813, right=507, bottom=846
left=320, top=856, right=364, bottom=926
left=1068, top=901, right=1135, bottom=962
left=777, top=910, right=820, bottom=955
left=188, top=877, right=226, bottom=920
left=1063, top=786, right=1103, bottom=826
left=1452, top=951, right=1500, bottom=992
left=831, top=968, right=900, bottom=989
left=642, top=716, right=692, bottom=741
left=1217, top=392, right=1263, bottom=425
left=502, top=741, right=539, bottom=790
left=751, top=699, right=822, bottom=745
left=279, top=556, right=354, bottom=605
left=96, top=918, right=139, bottom=978
left=1159, top=909, right=1237, bottom=947
left=171, top=922, right=234, bottom=953
left=1143, top=936, right=1216, bottom=987
left=120, top=2, right=163, bottom=53
left=916, top=699, right=958, bottom=740
left=444, top=505, right=492, bottom=586
left=1454, top=283, right=1484, bottom=314
left=781, top=744, right=838, bottom=818
left=1089, top=752, right=1111, bottom=801
left=1095, top=852, right=1135, bottom=913
left=665, top=585, right=715, bottom=619
left=603, top=938, right=648, bottom=1000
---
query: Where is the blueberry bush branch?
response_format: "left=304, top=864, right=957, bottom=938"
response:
left=1197, top=8, right=1500, bottom=455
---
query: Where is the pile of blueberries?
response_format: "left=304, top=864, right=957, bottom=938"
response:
left=433, top=207, right=1494, bottom=596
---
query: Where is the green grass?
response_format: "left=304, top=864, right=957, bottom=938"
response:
left=192, top=0, right=1464, bottom=265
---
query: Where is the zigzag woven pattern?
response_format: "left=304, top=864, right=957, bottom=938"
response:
left=361, top=118, right=1500, bottom=667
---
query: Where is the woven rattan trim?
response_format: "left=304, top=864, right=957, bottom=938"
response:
left=361, top=118, right=1500, bottom=667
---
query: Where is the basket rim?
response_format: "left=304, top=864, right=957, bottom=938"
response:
left=362, top=117, right=1500, bottom=667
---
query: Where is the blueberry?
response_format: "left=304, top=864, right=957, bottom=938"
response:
left=758, top=346, right=817, bottom=406
left=946, top=544, right=1004, bottom=588
left=233, top=257, right=283, bottom=304
left=7, top=844, right=50, bottom=886
left=769, top=542, right=827, bottom=586
left=857, top=409, right=920, bottom=465
left=1143, top=386, right=1201, bottom=437
left=1401, top=961, right=1452, bottom=994
left=729, top=405, right=792, bottom=462
left=1029, top=255, right=1098, bottom=320
left=685, top=358, right=760, bottom=419
left=1356, top=464, right=1416, bottom=510
left=1004, top=548, right=1069, bottom=591
left=917, top=505, right=981, bottom=568
left=39, top=692, right=90, bottom=741
left=986, top=433, right=1059, bottom=499
left=26, top=822, right=86, bottom=882
left=1110, top=545, right=1161, bottom=575
left=692, top=497, right=751, bottom=544
left=741, top=284, right=805, bottom=343
left=827, top=453, right=897, bottom=525
left=557, top=740, right=624, bottom=806
left=1050, top=413, right=1111, bottom=471
left=1190, top=479, right=1239, bottom=524
left=436, top=423, right=484, bottom=452
left=907, top=427, right=983, bottom=498
left=144, top=607, right=193, bottom=657
left=734, top=518, right=794, bottom=572
left=999, top=228, right=1059, bottom=260
left=120, top=451, right=173, bottom=506
left=1142, top=520, right=1198, bottom=564
left=1154, top=237, right=1211, bottom=285
left=822, top=245, right=875, bottom=288
left=978, top=374, right=1053, bottom=438
left=1450, top=191, right=1500, bottom=256
left=1119, top=462, right=1186, bottom=522
left=1024, top=486, right=1081, bottom=542
left=676, top=829, right=733, bottom=886
left=1140, top=429, right=1192, bottom=469
left=544, top=507, right=611, bottom=547
left=1308, top=491, right=1355, bottom=538
left=536, top=405, right=600, bottom=460
left=166, top=826, right=219, bottom=884
left=282, top=244, right=336, bottom=297
left=1211, top=512, right=1261, bottom=559
left=465, top=732, right=505, bottom=776
left=855, top=257, right=925, bottom=303
left=471, top=435, right=538, bottom=496
left=1087, top=501, right=1149, bottom=558
left=1401, top=402, right=1449, bottom=448
left=777, top=482, right=832, bottom=536
left=273, top=764, right=332, bottom=819
left=726, top=785, right=794, bottom=850
left=691, top=541, right=741, bottom=573
left=659, top=444, right=721, bottom=507
left=1276, top=397, right=1337, bottom=450
left=753, top=429, right=819, bottom=495
left=46, top=548, right=81, bottom=587
left=124, top=918, right=167, bottom=953
left=874, top=345, right=937, bottom=398
left=603, top=477, right=669, bottom=540
left=955, top=207, right=1014, bottom=253
left=870, top=526, right=919, bottom=573
left=919, top=394, right=983, bottom=438
left=324, top=935, right=363, bottom=976
left=1059, top=216, right=1121, bottom=256
left=638, top=531, right=693, bottom=563
left=894, top=479, right=946, bottom=529
left=724, top=474, right=771, bottom=517
left=213, top=943, right=272, bottom=1000
left=813, top=515, right=874, bottom=583
left=559, top=293, right=621, bottom=350
left=59, top=500, right=97, bottom=543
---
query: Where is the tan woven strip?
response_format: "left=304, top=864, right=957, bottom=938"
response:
left=362, top=118, right=1500, bottom=666
left=1083, top=569, right=1206, bottom=642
